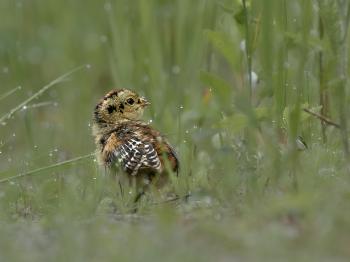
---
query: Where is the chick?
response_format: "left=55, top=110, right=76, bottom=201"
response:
left=92, top=89, right=179, bottom=194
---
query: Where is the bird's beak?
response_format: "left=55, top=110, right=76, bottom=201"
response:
left=140, top=97, right=151, bottom=107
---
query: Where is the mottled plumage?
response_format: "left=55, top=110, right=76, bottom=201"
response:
left=92, top=89, right=179, bottom=186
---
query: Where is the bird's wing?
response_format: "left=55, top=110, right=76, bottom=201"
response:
left=114, top=136, right=162, bottom=175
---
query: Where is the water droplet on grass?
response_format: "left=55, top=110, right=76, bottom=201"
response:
left=100, top=35, right=107, bottom=43
left=143, top=75, right=149, bottom=83
left=104, top=2, right=112, bottom=11
left=240, top=40, right=246, bottom=52
left=172, top=65, right=181, bottom=74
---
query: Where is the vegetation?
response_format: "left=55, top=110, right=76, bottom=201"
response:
left=1, top=0, right=350, bottom=260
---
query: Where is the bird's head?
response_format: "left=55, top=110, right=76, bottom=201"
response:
left=94, top=89, right=150, bottom=126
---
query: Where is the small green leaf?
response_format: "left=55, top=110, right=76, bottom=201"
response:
left=218, top=106, right=269, bottom=134
left=200, top=70, right=232, bottom=100
left=234, top=5, right=246, bottom=25
left=204, top=29, right=239, bottom=69
left=219, top=113, right=248, bottom=134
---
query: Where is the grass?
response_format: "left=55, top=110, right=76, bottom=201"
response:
left=1, top=0, right=350, bottom=261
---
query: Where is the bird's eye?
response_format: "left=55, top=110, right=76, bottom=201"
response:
left=127, top=98, right=134, bottom=105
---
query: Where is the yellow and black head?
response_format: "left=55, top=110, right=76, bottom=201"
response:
left=94, top=89, right=150, bottom=126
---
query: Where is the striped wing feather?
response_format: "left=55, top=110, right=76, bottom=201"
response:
left=114, top=137, right=162, bottom=175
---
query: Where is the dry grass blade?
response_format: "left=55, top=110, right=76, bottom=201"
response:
left=0, top=86, right=22, bottom=102
left=21, top=101, right=57, bottom=110
left=0, top=153, right=95, bottom=184
left=303, top=108, right=340, bottom=128
left=0, top=65, right=88, bottom=124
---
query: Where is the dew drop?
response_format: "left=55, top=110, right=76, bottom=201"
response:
left=172, top=65, right=181, bottom=75
left=104, top=2, right=112, bottom=11
left=143, top=75, right=149, bottom=83
left=240, top=40, right=246, bottom=52
left=100, top=35, right=107, bottom=43
left=179, top=105, right=184, bottom=110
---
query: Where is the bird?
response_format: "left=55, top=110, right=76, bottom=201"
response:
left=92, top=89, right=179, bottom=200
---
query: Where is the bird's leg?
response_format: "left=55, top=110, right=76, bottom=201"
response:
left=118, top=179, right=124, bottom=199
left=134, top=190, right=145, bottom=203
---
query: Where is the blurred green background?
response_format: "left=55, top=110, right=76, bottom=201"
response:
left=1, top=0, right=350, bottom=261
